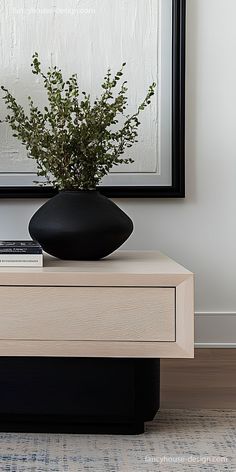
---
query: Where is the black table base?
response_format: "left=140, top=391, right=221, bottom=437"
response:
left=0, top=357, right=160, bottom=434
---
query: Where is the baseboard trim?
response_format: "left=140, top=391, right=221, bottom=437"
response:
left=195, top=312, right=236, bottom=346
left=195, top=343, right=236, bottom=348
left=195, top=312, right=236, bottom=316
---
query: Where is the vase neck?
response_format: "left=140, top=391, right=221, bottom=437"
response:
left=60, top=189, right=99, bottom=194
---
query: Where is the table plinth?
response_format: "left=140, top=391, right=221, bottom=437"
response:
left=0, top=357, right=160, bottom=434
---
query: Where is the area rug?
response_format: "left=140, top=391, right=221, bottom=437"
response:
left=0, top=410, right=235, bottom=471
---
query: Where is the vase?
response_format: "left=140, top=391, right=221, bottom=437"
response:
left=28, top=190, right=133, bottom=260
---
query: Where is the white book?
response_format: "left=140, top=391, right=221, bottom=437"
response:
left=0, top=254, right=43, bottom=267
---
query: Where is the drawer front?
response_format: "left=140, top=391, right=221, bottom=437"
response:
left=0, top=286, right=175, bottom=342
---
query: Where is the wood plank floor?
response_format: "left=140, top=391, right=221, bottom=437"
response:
left=161, top=349, right=236, bottom=408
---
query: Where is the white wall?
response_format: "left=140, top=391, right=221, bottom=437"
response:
left=0, top=0, right=236, bottom=344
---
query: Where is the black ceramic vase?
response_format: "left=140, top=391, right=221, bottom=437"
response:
left=29, top=190, right=133, bottom=260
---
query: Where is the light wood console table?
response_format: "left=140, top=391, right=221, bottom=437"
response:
left=0, top=251, right=194, bottom=433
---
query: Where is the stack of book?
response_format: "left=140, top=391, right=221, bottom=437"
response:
left=0, top=241, right=43, bottom=267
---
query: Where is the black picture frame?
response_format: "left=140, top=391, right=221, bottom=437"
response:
left=0, top=0, right=185, bottom=199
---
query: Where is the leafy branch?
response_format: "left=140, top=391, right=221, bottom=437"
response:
left=1, top=52, right=156, bottom=190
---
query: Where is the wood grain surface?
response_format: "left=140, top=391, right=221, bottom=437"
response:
left=161, top=348, right=236, bottom=408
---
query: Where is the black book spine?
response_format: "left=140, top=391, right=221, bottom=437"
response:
left=0, top=249, right=42, bottom=254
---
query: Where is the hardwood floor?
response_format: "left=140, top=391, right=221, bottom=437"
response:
left=161, top=348, right=236, bottom=408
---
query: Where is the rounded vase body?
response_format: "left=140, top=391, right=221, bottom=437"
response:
left=28, top=190, right=133, bottom=260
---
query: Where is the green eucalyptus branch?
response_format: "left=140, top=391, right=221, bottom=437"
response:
left=1, top=52, right=156, bottom=190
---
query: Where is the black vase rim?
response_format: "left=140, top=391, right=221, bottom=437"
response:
left=59, top=189, right=99, bottom=194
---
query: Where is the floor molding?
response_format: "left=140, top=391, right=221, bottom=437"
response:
left=195, top=312, right=236, bottom=316
left=195, top=312, right=236, bottom=345
left=195, top=343, right=236, bottom=348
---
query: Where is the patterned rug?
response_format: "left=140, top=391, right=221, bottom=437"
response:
left=0, top=410, right=235, bottom=472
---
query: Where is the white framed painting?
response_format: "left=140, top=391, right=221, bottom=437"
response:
left=0, top=0, right=185, bottom=197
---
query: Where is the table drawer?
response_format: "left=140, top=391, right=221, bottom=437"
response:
left=0, top=286, right=175, bottom=342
